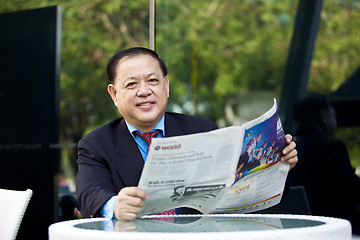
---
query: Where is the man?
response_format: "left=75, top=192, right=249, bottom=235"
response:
left=76, top=47, right=298, bottom=221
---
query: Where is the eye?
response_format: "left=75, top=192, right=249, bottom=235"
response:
left=149, top=78, right=159, bottom=84
left=124, top=82, right=137, bottom=89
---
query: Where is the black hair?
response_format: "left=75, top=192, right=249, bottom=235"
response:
left=106, top=47, right=168, bottom=83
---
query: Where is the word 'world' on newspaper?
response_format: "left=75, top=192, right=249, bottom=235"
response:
left=138, top=99, right=289, bottom=217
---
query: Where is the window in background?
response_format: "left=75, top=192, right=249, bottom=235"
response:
left=308, top=0, right=360, bottom=173
left=155, top=0, right=299, bottom=127
left=155, top=0, right=359, bottom=174
left=0, top=0, right=150, bottom=191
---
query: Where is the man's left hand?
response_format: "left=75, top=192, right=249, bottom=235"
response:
left=281, top=134, right=298, bottom=170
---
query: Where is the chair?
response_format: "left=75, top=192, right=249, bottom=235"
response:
left=0, top=188, right=33, bottom=240
left=254, top=185, right=311, bottom=215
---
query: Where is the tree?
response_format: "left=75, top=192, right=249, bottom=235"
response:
left=308, top=0, right=360, bottom=93
left=59, top=0, right=149, bottom=174
left=0, top=0, right=149, bottom=177
left=156, top=0, right=298, bottom=124
left=1, top=0, right=359, bottom=177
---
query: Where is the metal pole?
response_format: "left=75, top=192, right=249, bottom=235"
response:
left=149, top=0, right=155, bottom=50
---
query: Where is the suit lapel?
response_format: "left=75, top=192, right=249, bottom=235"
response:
left=164, top=113, right=183, bottom=137
left=110, top=115, right=185, bottom=187
left=111, top=119, right=144, bottom=187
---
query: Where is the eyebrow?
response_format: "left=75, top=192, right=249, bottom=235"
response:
left=122, top=72, right=160, bottom=82
left=146, top=72, right=160, bottom=78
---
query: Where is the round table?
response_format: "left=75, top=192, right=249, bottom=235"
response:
left=49, top=214, right=351, bottom=240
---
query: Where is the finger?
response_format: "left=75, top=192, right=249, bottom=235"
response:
left=288, top=155, right=298, bottom=170
left=285, top=134, right=293, bottom=143
left=281, top=147, right=298, bottom=170
left=114, top=198, right=143, bottom=221
left=116, top=203, right=142, bottom=215
left=118, top=192, right=146, bottom=208
left=281, top=148, right=298, bottom=162
left=115, top=210, right=138, bottom=221
left=282, top=140, right=296, bottom=155
left=121, top=187, right=148, bottom=200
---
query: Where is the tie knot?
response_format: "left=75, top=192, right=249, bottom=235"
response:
left=133, top=130, right=161, bottom=145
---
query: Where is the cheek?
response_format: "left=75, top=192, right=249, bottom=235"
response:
left=116, top=91, right=132, bottom=104
left=163, top=85, right=170, bottom=99
left=166, top=83, right=170, bottom=98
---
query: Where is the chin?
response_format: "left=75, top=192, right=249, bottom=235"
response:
left=137, top=114, right=160, bottom=123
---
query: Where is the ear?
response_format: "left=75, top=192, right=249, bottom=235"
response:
left=107, top=84, right=117, bottom=105
left=165, top=76, right=170, bottom=98
left=320, top=108, right=328, bottom=125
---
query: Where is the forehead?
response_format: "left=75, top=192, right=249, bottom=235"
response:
left=114, top=54, right=161, bottom=82
left=118, top=54, right=159, bottom=72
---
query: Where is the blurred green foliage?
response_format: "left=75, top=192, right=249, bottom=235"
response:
left=156, top=1, right=298, bottom=122
left=308, top=0, right=360, bottom=93
left=1, top=0, right=359, bottom=177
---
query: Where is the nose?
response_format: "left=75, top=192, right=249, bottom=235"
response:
left=136, top=81, right=152, bottom=97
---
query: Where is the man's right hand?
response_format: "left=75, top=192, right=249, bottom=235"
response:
left=114, top=187, right=148, bottom=221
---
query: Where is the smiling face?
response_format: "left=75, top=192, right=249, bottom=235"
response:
left=107, top=54, right=169, bottom=132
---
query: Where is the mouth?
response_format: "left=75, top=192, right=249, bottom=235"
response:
left=136, top=101, right=155, bottom=108
left=138, top=102, right=153, bottom=106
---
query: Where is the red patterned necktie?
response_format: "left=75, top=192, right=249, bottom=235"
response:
left=133, top=129, right=177, bottom=217
left=133, top=130, right=161, bottom=153
left=154, top=208, right=177, bottom=216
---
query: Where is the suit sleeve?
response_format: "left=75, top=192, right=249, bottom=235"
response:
left=76, top=138, right=118, bottom=218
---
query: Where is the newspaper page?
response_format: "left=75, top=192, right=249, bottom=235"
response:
left=137, top=126, right=244, bottom=216
left=211, top=103, right=289, bottom=213
left=138, top=99, right=289, bottom=216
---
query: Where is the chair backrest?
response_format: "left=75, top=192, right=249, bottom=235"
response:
left=255, top=185, right=311, bottom=215
left=0, top=188, right=33, bottom=240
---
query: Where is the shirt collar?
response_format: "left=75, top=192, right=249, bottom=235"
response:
left=125, top=115, right=165, bottom=136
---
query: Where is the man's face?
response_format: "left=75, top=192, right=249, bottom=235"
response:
left=107, top=54, right=169, bottom=132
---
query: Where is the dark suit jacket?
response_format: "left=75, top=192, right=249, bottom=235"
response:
left=76, top=112, right=218, bottom=218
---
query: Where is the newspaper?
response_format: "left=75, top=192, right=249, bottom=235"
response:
left=138, top=99, right=289, bottom=217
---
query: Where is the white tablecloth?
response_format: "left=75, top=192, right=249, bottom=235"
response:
left=48, top=214, right=351, bottom=240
